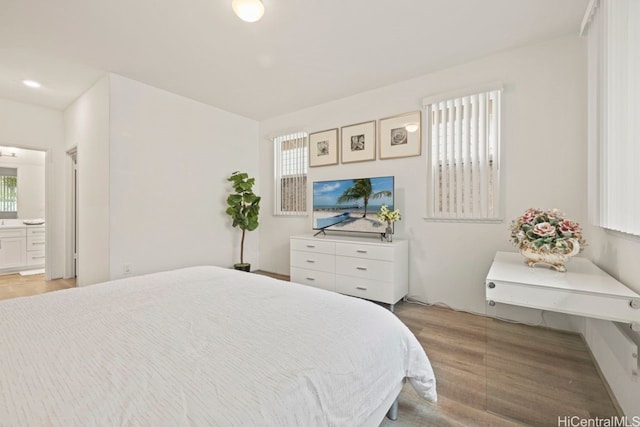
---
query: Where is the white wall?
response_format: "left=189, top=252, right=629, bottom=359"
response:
left=0, top=98, right=65, bottom=279
left=16, top=156, right=45, bottom=219
left=108, top=75, right=259, bottom=279
left=259, top=35, right=588, bottom=316
left=584, top=227, right=640, bottom=417
left=64, top=76, right=111, bottom=286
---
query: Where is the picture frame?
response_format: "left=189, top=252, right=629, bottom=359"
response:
left=341, top=120, right=376, bottom=163
left=309, top=128, right=339, bottom=167
left=379, top=111, right=422, bottom=159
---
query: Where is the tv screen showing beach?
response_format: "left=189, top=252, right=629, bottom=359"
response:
left=312, top=176, right=394, bottom=234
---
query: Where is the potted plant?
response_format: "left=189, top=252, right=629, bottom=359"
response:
left=225, top=171, right=261, bottom=272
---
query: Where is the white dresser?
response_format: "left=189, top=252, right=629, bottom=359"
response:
left=290, top=235, right=408, bottom=311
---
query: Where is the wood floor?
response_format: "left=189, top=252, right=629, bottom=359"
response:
left=0, top=273, right=75, bottom=301
left=256, top=270, right=618, bottom=425
left=1, top=270, right=618, bottom=425
left=381, top=302, right=618, bottom=427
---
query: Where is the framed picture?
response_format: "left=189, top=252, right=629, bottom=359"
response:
left=309, top=128, right=339, bottom=167
left=341, top=120, right=376, bottom=163
left=379, top=111, right=422, bottom=159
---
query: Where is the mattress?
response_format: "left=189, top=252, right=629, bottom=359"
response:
left=0, top=266, right=436, bottom=425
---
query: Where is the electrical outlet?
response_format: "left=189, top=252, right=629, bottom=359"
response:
left=123, top=264, right=132, bottom=275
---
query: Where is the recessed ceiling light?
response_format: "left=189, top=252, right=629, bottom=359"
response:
left=22, top=80, right=42, bottom=88
left=232, top=0, right=265, bottom=22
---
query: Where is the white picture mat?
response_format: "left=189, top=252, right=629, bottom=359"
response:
left=379, top=111, right=422, bottom=159
left=341, top=121, right=376, bottom=163
left=309, top=129, right=338, bottom=167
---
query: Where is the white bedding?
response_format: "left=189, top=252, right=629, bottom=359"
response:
left=0, top=266, right=436, bottom=426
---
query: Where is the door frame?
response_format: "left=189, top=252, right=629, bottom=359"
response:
left=65, top=147, right=78, bottom=279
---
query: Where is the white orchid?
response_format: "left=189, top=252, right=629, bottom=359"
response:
left=377, top=204, right=401, bottom=224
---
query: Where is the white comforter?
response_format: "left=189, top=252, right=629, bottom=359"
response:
left=0, top=266, right=436, bottom=426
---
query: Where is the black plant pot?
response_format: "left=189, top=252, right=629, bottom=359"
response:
left=234, top=263, right=251, bottom=272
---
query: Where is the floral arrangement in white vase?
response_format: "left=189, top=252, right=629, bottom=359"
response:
left=377, top=204, right=401, bottom=242
left=510, top=208, right=586, bottom=271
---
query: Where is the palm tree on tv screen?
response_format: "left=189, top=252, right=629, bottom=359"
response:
left=337, top=178, right=391, bottom=218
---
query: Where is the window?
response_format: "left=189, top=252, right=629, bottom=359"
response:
left=423, top=87, right=502, bottom=220
left=584, top=0, right=640, bottom=236
left=274, top=131, right=308, bottom=215
left=0, top=167, right=18, bottom=219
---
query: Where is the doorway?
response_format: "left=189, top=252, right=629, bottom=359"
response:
left=0, top=146, right=47, bottom=277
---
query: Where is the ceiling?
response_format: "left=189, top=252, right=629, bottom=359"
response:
left=0, top=0, right=588, bottom=121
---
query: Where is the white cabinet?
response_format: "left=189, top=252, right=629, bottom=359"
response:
left=26, top=226, right=46, bottom=266
left=290, top=235, right=409, bottom=310
left=0, top=225, right=45, bottom=271
left=0, top=228, right=27, bottom=269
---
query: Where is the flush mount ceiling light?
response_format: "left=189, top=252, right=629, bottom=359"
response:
left=22, top=80, right=41, bottom=88
left=232, top=0, right=264, bottom=22
left=404, top=123, right=419, bottom=133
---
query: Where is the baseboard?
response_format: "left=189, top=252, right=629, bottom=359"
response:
left=252, top=270, right=290, bottom=281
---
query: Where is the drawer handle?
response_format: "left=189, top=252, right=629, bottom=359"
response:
left=306, top=277, right=315, bottom=281
left=488, top=282, right=496, bottom=289
left=32, top=230, right=45, bottom=234
left=306, top=260, right=315, bottom=263
left=356, top=250, right=367, bottom=253
left=356, top=286, right=368, bottom=291
left=33, top=242, right=45, bottom=245
left=356, top=266, right=367, bottom=271
left=306, top=244, right=316, bottom=248
left=32, top=256, right=45, bottom=259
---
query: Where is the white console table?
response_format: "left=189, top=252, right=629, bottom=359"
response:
left=290, top=235, right=408, bottom=311
left=486, top=252, right=640, bottom=330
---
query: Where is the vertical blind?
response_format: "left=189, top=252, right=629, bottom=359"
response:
left=424, top=88, right=501, bottom=220
left=273, top=131, right=308, bottom=215
left=584, top=0, right=640, bottom=236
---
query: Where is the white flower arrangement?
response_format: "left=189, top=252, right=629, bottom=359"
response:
left=377, top=204, right=401, bottom=225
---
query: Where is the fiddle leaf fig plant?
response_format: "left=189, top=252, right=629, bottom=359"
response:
left=226, top=171, right=260, bottom=270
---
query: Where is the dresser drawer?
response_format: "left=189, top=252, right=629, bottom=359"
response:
left=335, top=275, right=389, bottom=303
left=291, top=238, right=335, bottom=255
left=27, top=227, right=46, bottom=237
left=26, top=239, right=46, bottom=251
left=0, top=228, right=26, bottom=239
left=291, top=250, right=335, bottom=273
left=291, top=267, right=335, bottom=292
left=27, top=232, right=45, bottom=245
left=335, top=242, right=394, bottom=261
left=26, top=251, right=45, bottom=266
left=336, top=257, right=394, bottom=281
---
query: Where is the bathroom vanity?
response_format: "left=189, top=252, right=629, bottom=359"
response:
left=0, top=221, right=45, bottom=272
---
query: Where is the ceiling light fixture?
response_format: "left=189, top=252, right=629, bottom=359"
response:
left=405, top=123, right=419, bottom=133
left=22, top=80, right=41, bottom=88
left=232, top=0, right=265, bottom=22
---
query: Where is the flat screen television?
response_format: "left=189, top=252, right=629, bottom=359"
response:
left=312, top=176, right=394, bottom=234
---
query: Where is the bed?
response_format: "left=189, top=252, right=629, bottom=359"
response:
left=0, top=266, right=436, bottom=425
